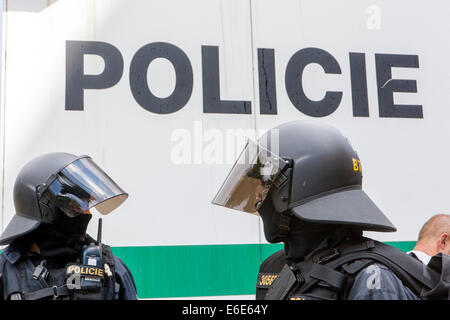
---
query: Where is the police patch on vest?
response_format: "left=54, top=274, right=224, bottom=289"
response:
left=256, top=273, right=278, bottom=288
left=66, top=264, right=105, bottom=278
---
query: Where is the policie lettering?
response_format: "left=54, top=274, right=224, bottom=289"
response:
left=65, top=41, right=422, bottom=118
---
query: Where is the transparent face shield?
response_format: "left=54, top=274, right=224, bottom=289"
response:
left=212, top=139, right=289, bottom=214
left=40, top=157, right=128, bottom=217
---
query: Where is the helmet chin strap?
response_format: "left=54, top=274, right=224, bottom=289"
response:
left=275, top=158, right=295, bottom=241
left=276, top=210, right=292, bottom=240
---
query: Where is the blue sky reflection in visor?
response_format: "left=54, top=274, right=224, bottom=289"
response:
left=43, top=157, right=128, bottom=217
left=212, top=139, right=288, bottom=215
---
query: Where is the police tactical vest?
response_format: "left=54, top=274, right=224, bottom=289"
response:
left=257, top=238, right=450, bottom=300
left=0, top=244, right=119, bottom=300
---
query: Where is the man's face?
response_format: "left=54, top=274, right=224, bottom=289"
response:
left=65, top=194, right=93, bottom=216
left=78, top=209, right=91, bottom=215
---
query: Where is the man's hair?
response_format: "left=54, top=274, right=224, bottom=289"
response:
left=417, top=214, right=450, bottom=242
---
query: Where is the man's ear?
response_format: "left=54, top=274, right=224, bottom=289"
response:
left=438, top=233, right=449, bottom=252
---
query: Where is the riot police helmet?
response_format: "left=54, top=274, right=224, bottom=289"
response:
left=212, top=120, right=396, bottom=242
left=0, top=152, right=128, bottom=245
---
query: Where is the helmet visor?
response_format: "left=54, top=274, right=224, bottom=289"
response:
left=212, top=139, right=289, bottom=214
left=41, top=157, right=128, bottom=217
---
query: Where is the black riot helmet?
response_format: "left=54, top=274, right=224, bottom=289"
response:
left=0, top=152, right=128, bottom=245
left=212, top=120, right=396, bottom=242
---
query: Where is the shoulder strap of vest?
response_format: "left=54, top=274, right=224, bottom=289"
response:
left=101, top=244, right=115, bottom=266
left=364, top=241, right=438, bottom=289
left=299, top=239, right=440, bottom=298
left=23, top=286, right=71, bottom=300
left=265, top=238, right=442, bottom=300
left=264, top=264, right=297, bottom=300
left=265, top=239, right=374, bottom=299
left=99, top=244, right=138, bottom=299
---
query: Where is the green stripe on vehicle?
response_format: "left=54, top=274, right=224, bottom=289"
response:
left=111, top=241, right=416, bottom=299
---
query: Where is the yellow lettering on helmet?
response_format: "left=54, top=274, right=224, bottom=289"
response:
left=352, top=158, right=362, bottom=172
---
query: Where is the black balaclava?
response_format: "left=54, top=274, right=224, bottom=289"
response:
left=258, top=195, right=287, bottom=243
left=258, top=196, right=363, bottom=261
left=284, top=219, right=337, bottom=261
left=12, top=210, right=92, bottom=265
left=285, top=220, right=364, bottom=262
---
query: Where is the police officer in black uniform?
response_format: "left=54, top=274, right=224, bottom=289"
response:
left=212, top=120, right=431, bottom=300
left=0, top=152, right=138, bottom=300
